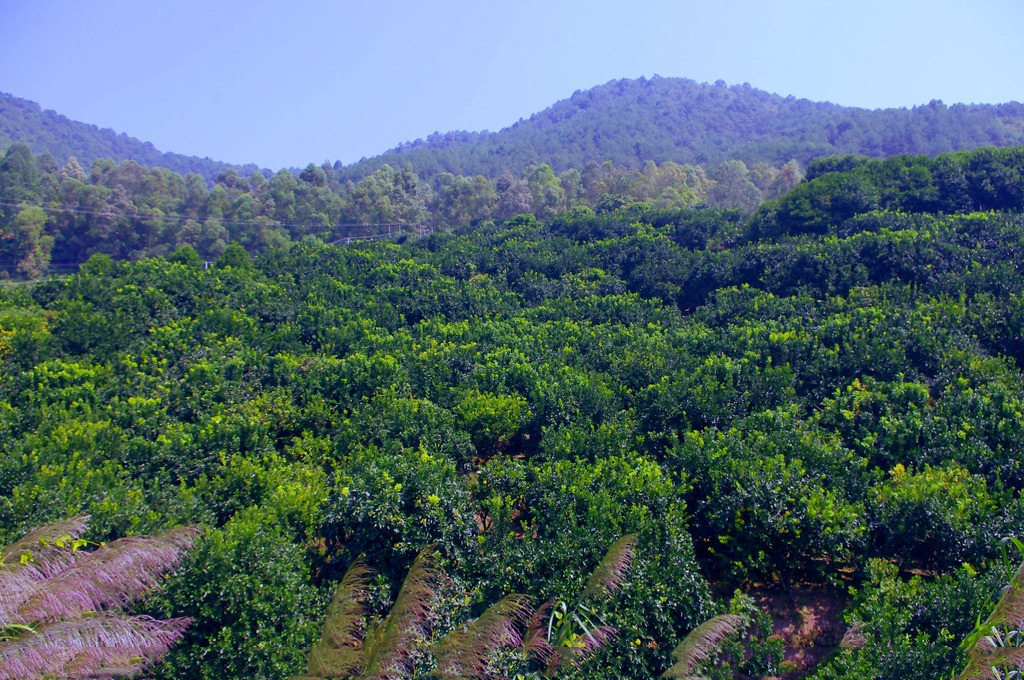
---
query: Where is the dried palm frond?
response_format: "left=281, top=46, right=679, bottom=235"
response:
left=320, top=559, right=374, bottom=650
left=0, top=519, right=196, bottom=680
left=958, top=651, right=1024, bottom=680
left=0, top=516, right=93, bottom=623
left=296, top=558, right=376, bottom=680
left=839, top=623, right=865, bottom=649
left=434, top=593, right=533, bottom=680
left=522, top=600, right=556, bottom=668
left=969, top=642, right=1024, bottom=666
left=958, top=559, right=1024, bottom=680
left=306, top=645, right=366, bottom=679
left=1, top=516, right=90, bottom=574
left=959, top=627, right=1024, bottom=680
left=662, top=614, right=745, bottom=679
left=362, top=550, right=444, bottom=680
left=13, top=527, right=198, bottom=626
left=988, top=561, right=1024, bottom=629
left=580, top=534, right=638, bottom=601
left=0, top=613, right=190, bottom=680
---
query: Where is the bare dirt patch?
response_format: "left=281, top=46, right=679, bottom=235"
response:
left=749, top=584, right=851, bottom=678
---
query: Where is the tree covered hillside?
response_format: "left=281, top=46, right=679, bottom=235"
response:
left=0, top=92, right=267, bottom=184
left=6, top=77, right=1024, bottom=190
left=0, top=139, right=804, bottom=279
left=2, top=148, right=1024, bottom=679
left=335, top=77, right=1024, bottom=181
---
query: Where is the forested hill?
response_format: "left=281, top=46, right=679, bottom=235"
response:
left=0, top=92, right=267, bottom=183
left=5, top=77, right=1024, bottom=188
left=337, top=77, right=1024, bottom=181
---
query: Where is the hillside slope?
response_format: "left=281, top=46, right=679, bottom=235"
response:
left=5, top=77, right=1024, bottom=189
left=335, top=77, right=1024, bottom=181
left=0, top=92, right=267, bottom=183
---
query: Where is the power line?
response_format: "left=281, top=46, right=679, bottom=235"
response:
left=1, top=199, right=435, bottom=279
left=0, top=218, right=433, bottom=277
left=0, top=200, right=408, bottom=235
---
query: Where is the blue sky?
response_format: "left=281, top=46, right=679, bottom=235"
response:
left=2, top=0, right=1022, bottom=170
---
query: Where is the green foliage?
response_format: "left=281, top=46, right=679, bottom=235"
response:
left=475, top=454, right=713, bottom=679
left=2, top=147, right=1024, bottom=680
left=0, top=93, right=260, bottom=183
left=335, top=78, right=1024, bottom=183
left=671, top=412, right=868, bottom=583
left=321, top=443, right=477, bottom=573
left=455, top=389, right=529, bottom=457
left=215, top=243, right=252, bottom=269
left=0, top=303, right=52, bottom=370
left=296, top=537, right=636, bottom=680
left=868, top=464, right=1005, bottom=570
left=770, top=147, right=1024, bottom=238
left=152, top=507, right=324, bottom=680
left=811, top=558, right=1004, bottom=680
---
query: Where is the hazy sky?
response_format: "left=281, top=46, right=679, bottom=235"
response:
left=2, top=0, right=1022, bottom=170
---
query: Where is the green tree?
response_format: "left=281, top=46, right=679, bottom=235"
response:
left=527, top=164, right=568, bottom=220
left=707, top=160, right=763, bottom=214
left=343, top=164, right=425, bottom=228
left=428, top=173, right=498, bottom=229
left=5, top=205, right=52, bottom=278
left=455, top=389, right=529, bottom=458
left=154, top=507, right=322, bottom=680
left=0, top=142, right=40, bottom=205
left=215, top=242, right=252, bottom=270
left=495, top=171, right=533, bottom=220
left=868, top=464, right=1001, bottom=570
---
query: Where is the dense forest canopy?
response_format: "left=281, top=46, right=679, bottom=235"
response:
left=2, top=145, right=1024, bottom=678
left=5, top=138, right=1024, bottom=283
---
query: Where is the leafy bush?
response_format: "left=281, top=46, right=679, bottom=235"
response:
left=811, top=558, right=1005, bottom=680
left=671, top=417, right=868, bottom=583
left=474, top=454, right=714, bottom=679
left=152, top=507, right=323, bottom=680
left=320, top=444, right=477, bottom=576
left=868, top=464, right=1006, bottom=569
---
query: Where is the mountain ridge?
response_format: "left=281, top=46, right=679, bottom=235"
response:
left=4, top=77, right=1024, bottom=185
left=0, top=91, right=269, bottom=183
left=335, top=76, right=1024, bottom=181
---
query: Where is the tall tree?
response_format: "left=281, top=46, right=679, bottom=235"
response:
left=0, top=142, right=40, bottom=205
left=6, top=205, right=52, bottom=278
left=495, top=171, right=533, bottom=220
left=526, top=164, right=567, bottom=219
left=707, top=160, right=763, bottom=213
